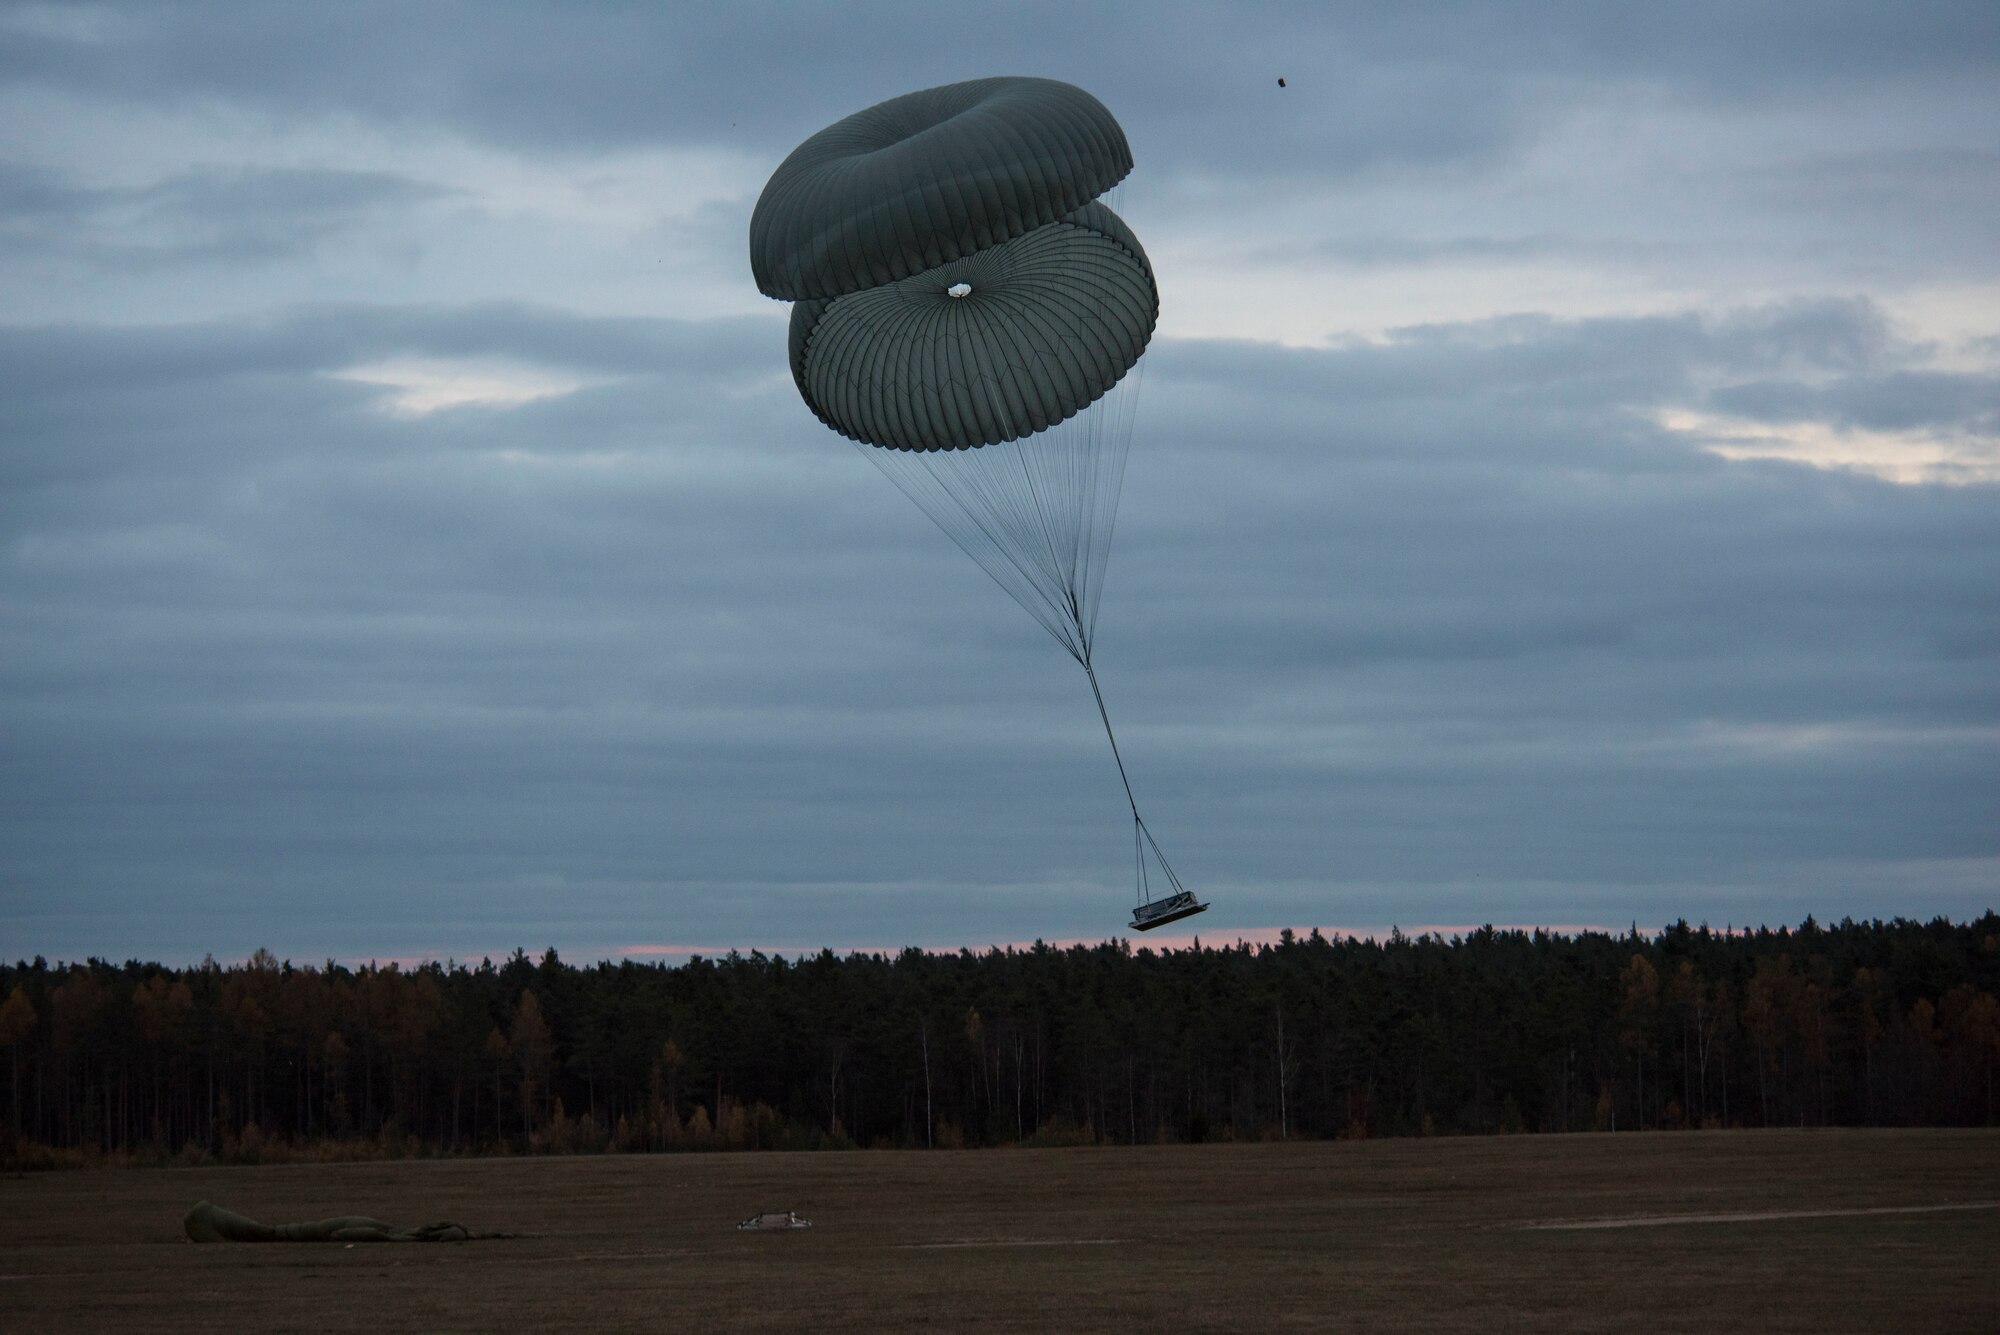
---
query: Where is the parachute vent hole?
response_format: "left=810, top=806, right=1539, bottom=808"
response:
left=947, top=281, right=973, bottom=298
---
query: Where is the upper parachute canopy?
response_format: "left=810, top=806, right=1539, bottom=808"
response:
left=750, top=76, right=1134, bottom=303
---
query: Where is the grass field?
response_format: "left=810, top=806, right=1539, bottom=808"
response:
left=4, top=1129, right=1995, bottom=1332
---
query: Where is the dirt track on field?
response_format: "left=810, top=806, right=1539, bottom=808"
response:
left=4, top=1129, right=1996, bottom=1332
left=1520, top=1199, right=2000, bottom=1230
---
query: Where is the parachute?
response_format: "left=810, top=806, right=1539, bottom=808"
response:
left=752, top=77, right=1205, bottom=932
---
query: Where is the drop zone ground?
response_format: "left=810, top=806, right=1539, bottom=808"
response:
left=6, top=1130, right=1995, bottom=1331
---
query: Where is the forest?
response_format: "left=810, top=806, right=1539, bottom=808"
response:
left=3, top=914, right=1996, bottom=1167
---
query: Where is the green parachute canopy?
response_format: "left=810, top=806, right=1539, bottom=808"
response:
left=751, top=77, right=1199, bottom=931
left=750, top=76, right=1134, bottom=303
left=786, top=200, right=1155, bottom=453
left=183, top=1200, right=496, bottom=1243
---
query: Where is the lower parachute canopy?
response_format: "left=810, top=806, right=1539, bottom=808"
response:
left=788, top=202, right=1156, bottom=454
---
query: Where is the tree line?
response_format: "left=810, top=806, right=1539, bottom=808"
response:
left=3, top=914, right=1996, bottom=1167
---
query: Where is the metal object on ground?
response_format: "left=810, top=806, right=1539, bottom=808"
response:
left=736, top=1210, right=813, bottom=1231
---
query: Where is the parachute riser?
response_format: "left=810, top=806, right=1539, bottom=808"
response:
left=1079, top=656, right=1138, bottom=821
left=1076, top=653, right=1187, bottom=908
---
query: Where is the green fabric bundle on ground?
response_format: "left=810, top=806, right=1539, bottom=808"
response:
left=183, top=1200, right=497, bottom=1243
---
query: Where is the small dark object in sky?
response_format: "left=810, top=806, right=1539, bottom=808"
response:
left=1277, top=76, right=1287, bottom=88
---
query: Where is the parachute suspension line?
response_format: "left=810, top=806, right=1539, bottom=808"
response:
left=1084, top=355, right=1140, bottom=655
left=861, top=391, right=1182, bottom=911
left=854, top=366, right=1140, bottom=668
left=1001, top=399, right=1080, bottom=652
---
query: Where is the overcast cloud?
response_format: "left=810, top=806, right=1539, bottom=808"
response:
left=2, top=2, right=1995, bottom=964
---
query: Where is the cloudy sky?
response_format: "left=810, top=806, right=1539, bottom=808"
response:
left=4, top=2, right=1996, bottom=966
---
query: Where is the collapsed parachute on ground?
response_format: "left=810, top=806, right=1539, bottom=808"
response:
left=752, top=77, right=1205, bottom=932
left=183, top=1200, right=506, bottom=1243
